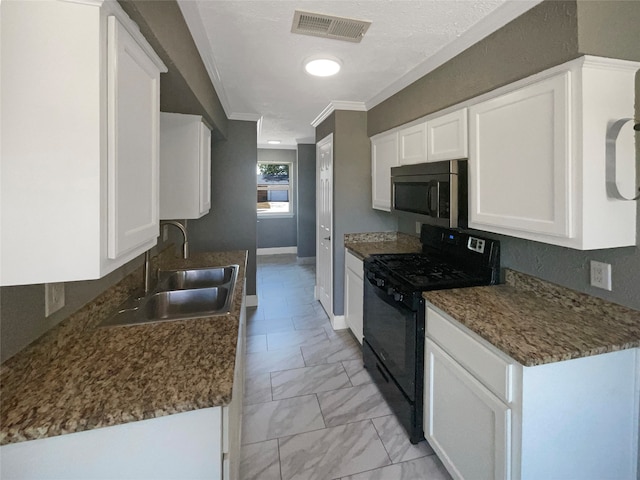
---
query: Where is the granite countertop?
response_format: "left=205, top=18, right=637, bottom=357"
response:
left=0, top=250, right=247, bottom=446
left=344, top=232, right=422, bottom=260
left=424, top=269, right=640, bottom=367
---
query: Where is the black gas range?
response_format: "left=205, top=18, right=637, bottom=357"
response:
left=363, top=225, right=500, bottom=444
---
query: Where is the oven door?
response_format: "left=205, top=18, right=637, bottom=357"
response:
left=362, top=274, right=420, bottom=400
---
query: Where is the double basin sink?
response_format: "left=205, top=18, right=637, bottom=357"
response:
left=100, top=265, right=238, bottom=328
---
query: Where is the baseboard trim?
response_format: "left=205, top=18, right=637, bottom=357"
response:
left=331, top=314, right=348, bottom=330
left=296, top=256, right=316, bottom=265
left=257, top=247, right=297, bottom=256
left=245, top=295, right=258, bottom=307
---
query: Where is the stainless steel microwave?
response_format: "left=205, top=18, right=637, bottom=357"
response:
left=390, top=160, right=467, bottom=229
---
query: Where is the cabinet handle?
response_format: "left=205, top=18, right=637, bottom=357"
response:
left=605, top=118, right=640, bottom=201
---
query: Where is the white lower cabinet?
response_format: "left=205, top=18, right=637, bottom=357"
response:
left=424, top=305, right=639, bottom=480
left=344, top=249, right=364, bottom=344
left=426, top=339, right=511, bottom=480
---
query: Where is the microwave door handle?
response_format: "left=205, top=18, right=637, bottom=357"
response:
left=427, top=181, right=438, bottom=217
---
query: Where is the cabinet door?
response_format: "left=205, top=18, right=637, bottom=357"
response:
left=468, top=73, right=571, bottom=239
left=398, top=123, right=428, bottom=165
left=199, top=122, right=212, bottom=215
left=425, top=339, right=511, bottom=480
left=371, top=132, right=398, bottom=211
left=427, top=109, right=468, bottom=161
left=344, top=251, right=364, bottom=345
left=107, top=15, right=160, bottom=258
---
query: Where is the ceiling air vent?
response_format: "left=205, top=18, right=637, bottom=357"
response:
left=291, top=10, right=371, bottom=43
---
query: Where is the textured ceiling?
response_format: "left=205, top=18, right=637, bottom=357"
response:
left=178, top=0, right=542, bottom=147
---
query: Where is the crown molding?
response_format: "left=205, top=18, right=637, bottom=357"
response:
left=258, top=143, right=298, bottom=150
left=229, top=113, right=262, bottom=122
left=311, top=101, right=367, bottom=127
left=177, top=0, right=232, bottom=117
left=365, top=0, right=544, bottom=109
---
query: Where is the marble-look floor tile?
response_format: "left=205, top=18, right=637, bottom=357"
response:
left=246, top=346, right=306, bottom=376
left=302, top=338, right=362, bottom=366
left=342, top=359, right=373, bottom=386
left=267, top=328, right=328, bottom=351
left=279, top=420, right=391, bottom=480
left=339, top=454, right=452, bottom=480
left=261, top=302, right=320, bottom=319
left=242, top=395, right=325, bottom=444
left=317, top=383, right=392, bottom=427
left=372, top=415, right=433, bottom=463
left=247, top=334, right=268, bottom=353
left=287, top=294, right=317, bottom=306
left=244, top=372, right=272, bottom=405
left=271, top=363, right=351, bottom=400
left=248, top=316, right=296, bottom=336
left=240, top=439, right=281, bottom=480
left=293, top=313, right=330, bottom=331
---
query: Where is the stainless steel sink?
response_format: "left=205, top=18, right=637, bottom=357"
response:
left=99, top=265, right=238, bottom=328
left=158, top=266, right=237, bottom=291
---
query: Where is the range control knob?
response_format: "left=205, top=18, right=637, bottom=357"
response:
left=376, top=278, right=385, bottom=287
left=393, top=292, right=403, bottom=302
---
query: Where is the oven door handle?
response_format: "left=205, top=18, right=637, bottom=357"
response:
left=366, top=279, right=413, bottom=314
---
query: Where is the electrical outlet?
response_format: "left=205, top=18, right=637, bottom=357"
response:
left=415, top=222, right=421, bottom=234
left=590, top=261, right=612, bottom=291
left=45, top=282, right=65, bottom=317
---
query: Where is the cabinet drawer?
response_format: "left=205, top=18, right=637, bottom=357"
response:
left=345, top=250, right=363, bottom=277
left=426, top=307, right=514, bottom=403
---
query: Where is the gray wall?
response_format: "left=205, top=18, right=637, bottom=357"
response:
left=296, top=144, right=316, bottom=259
left=190, top=120, right=258, bottom=296
left=317, top=111, right=398, bottom=316
left=393, top=0, right=640, bottom=310
left=0, top=253, right=146, bottom=362
left=257, top=149, right=297, bottom=249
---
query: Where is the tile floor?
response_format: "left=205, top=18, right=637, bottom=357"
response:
left=240, top=254, right=452, bottom=480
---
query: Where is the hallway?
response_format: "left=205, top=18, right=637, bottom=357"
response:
left=240, top=254, right=451, bottom=480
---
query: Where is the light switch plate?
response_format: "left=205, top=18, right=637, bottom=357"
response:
left=590, top=261, right=612, bottom=291
left=45, top=282, right=65, bottom=317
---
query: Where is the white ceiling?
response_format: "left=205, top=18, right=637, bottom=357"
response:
left=178, top=0, right=542, bottom=148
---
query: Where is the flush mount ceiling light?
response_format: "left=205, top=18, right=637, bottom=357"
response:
left=305, top=57, right=341, bottom=77
left=267, top=140, right=281, bottom=145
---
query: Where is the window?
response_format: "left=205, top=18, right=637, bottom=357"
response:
left=257, top=162, right=292, bottom=216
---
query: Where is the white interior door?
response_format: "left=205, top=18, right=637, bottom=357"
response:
left=316, top=134, right=333, bottom=317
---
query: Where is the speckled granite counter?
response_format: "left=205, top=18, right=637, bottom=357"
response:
left=0, top=250, right=247, bottom=446
left=344, top=232, right=422, bottom=260
left=424, top=269, right=640, bottom=367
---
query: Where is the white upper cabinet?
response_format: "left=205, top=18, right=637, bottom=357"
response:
left=398, top=123, right=428, bottom=165
left=371, top=132, right=399, bottom=211
left=468, top=56, right=638, bottom=250
left=160, top=113, right=212, bottom=220
left=427, top=108, right=468, bottom=162
left=0, top=0, right=167, bottom=286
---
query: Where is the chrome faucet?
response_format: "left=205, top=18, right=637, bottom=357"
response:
left=143, top=249, right=157, bottom=294
left=161, top=220, right=189, bottom=259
